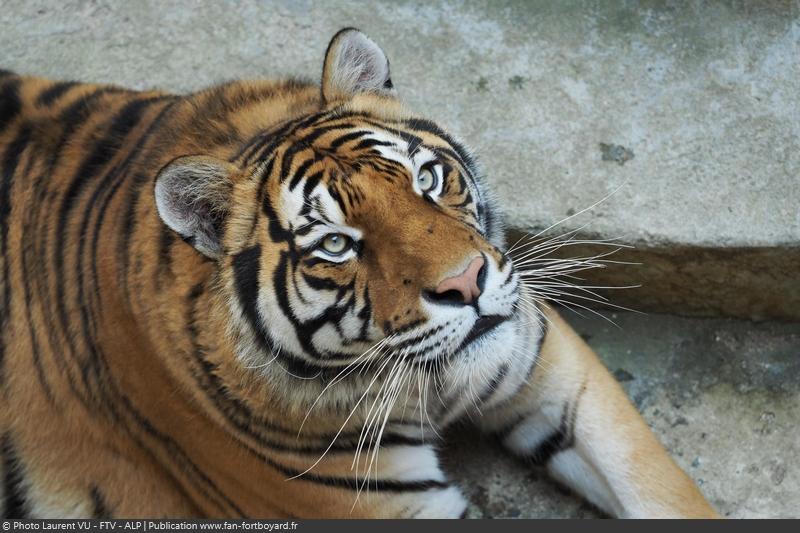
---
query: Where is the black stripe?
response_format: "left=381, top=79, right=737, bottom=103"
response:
left=90, top=485, right=111, bottom=518
left=232, top=245, right=266, bottom=344
left=527, top=402, right=571, bottom=466
left=354, top=137, right=394, bottom=151
left=287, top=154, right=318, bottom=191
left=357, top=118, right=423, bottom=157
left=452, top=189, right=474, bottom=210
left=86, top=97, right=175, bottom=307
left=261, top=451, right=449, bottom=492
left=532, top=317, right=548, bottom=360
left=53, top=96, right=157, bottom=397
left=92, top=91, right=168, bottom=294
left=528, top=433, right=567, bottom=466
left=237, top=116, right=304, bottom=166
left=361, top=157, right=405, bottom=178
left=404, top=118, right=477, bottom=174
left=2, top=433, right=29, bottom=518
left=358, top=286, right=372, bottom=340
left=301, top=170, right=324, bottom=205
left=500, top=314, right=548, bottom=405
left=16, top=128, right=57, bottom=404
left=326, top=182, right=347, bottom=216
left=526, top=381, right=586, bottom=466
left=328, top=130, right=369, bottom=149
left=244, top=156, right=274, bottom=243
left=118, top=394, right=246, bottom=517
left=76, top=96, right=163, bottom=307
left=301, top=256, right=330, bottom=268
left=36, top=81, right=79, bottom=108
left=29, top=88, right=126, bottom=404
left=0, top=123, right=32, bottom=385
left=277, top=123, right=356, bottom=181
left=261, top=165, right=293, bottom=244
left=0, top=78, right=21, bottom=136
left=117, top=171, right=150, bottom=292
left=390, top=325, right=444, bottom=352
left=156, top=225, right=176, bottom=289
left=245, top=110, right=359, bottom=167
left=477, top=362, right=510, bottom=405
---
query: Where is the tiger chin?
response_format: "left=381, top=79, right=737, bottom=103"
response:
left=0, top=29, right=717, bottom=518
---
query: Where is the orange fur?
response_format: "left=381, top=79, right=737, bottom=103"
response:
left=0, top=30, right=716, bottom=518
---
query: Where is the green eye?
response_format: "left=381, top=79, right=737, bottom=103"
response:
left=417, top=166, right=438, bottom=193
left=320, top=233, right=351, bottom=255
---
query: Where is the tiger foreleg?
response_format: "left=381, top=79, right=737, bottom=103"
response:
left=480, top=305, right=718, bottom=518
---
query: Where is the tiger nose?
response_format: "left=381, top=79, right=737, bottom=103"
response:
left=433, top=256, right=485, bottom=305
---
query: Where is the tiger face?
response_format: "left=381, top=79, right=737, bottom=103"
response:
left=155, top=29, right=539, bottom=417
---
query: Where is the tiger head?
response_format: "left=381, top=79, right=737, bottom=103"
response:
left=154, top=29, right=540, bottom=419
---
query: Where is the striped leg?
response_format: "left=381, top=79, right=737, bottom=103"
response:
left=480, top=306, right=718, bottom=518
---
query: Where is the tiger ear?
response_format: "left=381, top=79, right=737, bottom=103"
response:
left=321, top=28, right=395, bottom=103
left=154, top=155, right=238, bottom=259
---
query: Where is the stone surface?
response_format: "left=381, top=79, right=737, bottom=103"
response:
left=442, top=309, right=800, bottom=519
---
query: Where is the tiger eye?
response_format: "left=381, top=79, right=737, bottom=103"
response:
left=320, top=233, right=350, bottom=255
left=417, top=167, right=437, bottom=192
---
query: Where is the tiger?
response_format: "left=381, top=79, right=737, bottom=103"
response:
left=0, top=28, right=718, bottom=518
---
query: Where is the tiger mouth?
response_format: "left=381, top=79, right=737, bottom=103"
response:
left=457, top=315, right=507, bottom=352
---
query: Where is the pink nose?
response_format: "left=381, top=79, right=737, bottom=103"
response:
left=435, top=256, right=484, bottom=304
